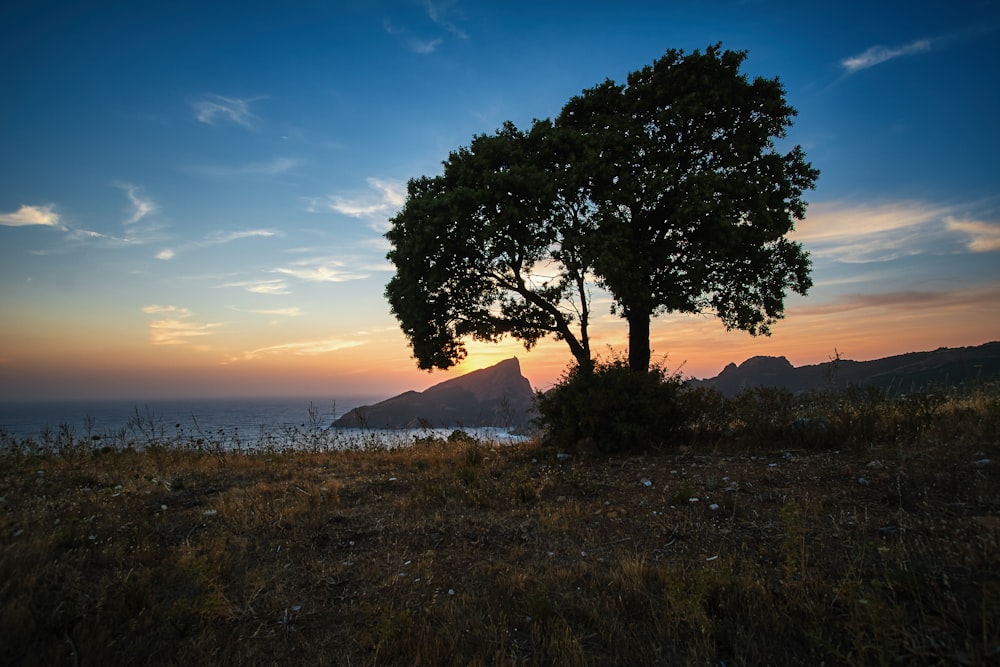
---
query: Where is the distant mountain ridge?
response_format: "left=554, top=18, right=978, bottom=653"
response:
left=333, top=357, right=535, bottom=429
left=332, top=343, right=999, bottom=429
left=690, top=342, right=1000, bottom=397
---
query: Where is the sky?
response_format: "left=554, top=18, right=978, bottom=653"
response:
left=1, top=0, right=998, bottom=401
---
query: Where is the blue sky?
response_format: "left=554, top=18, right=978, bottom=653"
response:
left=1, top=0, right=998, bottom=400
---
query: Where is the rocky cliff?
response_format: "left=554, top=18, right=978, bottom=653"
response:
left=333, top=357, right=535, bottom=429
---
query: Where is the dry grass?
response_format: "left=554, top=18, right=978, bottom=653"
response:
left=1, top=392, right=998, bottom=666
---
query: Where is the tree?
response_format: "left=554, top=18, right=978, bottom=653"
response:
left=386, top=44, right=818, bottom=374
left=385, top=121, right=596, bottom=371
left=557, top=44, right=819, bottom=371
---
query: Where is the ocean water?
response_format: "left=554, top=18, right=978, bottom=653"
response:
left=0, top=396, right=526, bottom=450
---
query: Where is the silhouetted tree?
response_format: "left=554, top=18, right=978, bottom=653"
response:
left=385, top=121, right=595, bottom=370
left=386, top=45, right=818, bottom=373
left=558, top=44, right=818, bottom=371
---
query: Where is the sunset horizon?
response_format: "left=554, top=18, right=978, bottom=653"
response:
left=3, top=1, right=998, bottom=403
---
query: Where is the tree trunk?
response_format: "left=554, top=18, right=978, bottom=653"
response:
left=627, top=312, right=651, bottom=372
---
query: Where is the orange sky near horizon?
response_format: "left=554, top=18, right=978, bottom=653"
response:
left=2, top=195, right=998, bottom=401
left=2, top=289, right=995, bottom=401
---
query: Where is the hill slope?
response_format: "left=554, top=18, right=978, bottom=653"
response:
left=690, top=341, right=1000, bottom=396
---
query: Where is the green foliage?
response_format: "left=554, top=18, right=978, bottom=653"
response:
left=535, top=358, right=687, bottom=452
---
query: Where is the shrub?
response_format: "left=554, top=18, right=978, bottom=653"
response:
left=534, top=358, right=687, bottom=452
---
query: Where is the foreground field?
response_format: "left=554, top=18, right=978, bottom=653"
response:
left=1, top=397, right=998, bottom=665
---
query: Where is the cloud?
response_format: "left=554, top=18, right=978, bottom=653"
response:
left=841, top=38, right=932, bottom=73
left=192, top=94, right=265, bottom=128
left=66, top=228, right=113, bottom=241
left=310, top=177, right=406, bottom=230
left=0, top=204, right=63, bottom=228
left=225, top=337, right=365, bottom=362
left=273, top=257, right=369, bottom=283
left=142, top=304, right=190, bottom=316
left=161, top=229, right=276, bottom=260
left=383, top=18, right=442, bottom=54
left=186, top=157, right=299, bottom=177
left=794, top=286, right=999, bottom=317
left=238, top=307, right=303, bottom=317
left=410, top=36, right=443, bottom=54
left=205, top=229, right=276, bottom=245
left=384, top=2, right=467, bottom=54
left=141, top=305, right=221, bottom=345
left=147, top=320, right=222, bottom=345
left=425, top=0, right=469, bottom=40
left=114, top=182, right=157, bottom=224
left=793, top=201, right=960, bottom=262
left=221, top=278, right=292, bottom=295
left=945, top=217, right=1000, bottom=252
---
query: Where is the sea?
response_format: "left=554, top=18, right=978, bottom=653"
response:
left=0, top=396, right=527, bottom=451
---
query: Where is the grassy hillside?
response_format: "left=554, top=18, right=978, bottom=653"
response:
left=1, top=386, right=997, bottom=665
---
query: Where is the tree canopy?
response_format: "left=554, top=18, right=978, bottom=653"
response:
left=384, top=120, right=595, bottom=370
left=385, top=44, right=818, bottom=373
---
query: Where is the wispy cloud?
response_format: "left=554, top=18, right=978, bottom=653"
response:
left=384, top=2, right=467, bottom=54
left=413, top=36, right=444, bottom=54
left=273, top=257, right=369, bottom=283
left=236, top=306, right=304, bottom=317
left=158, top=229, right=277, bottom=261
left=185, top=157, right=299, bottom=177
left=383, top=18, right=442, bottom=54
left=945, top=217, right=1000, bottom=252
left=192, top=94, right=265, bottom=128
left=141, top=305, right=222, bottom=345
left=0, top=204, right=63, bottom=229
left=224, top=337, right=365, bottom=362
left=114, top=182, right=157, bottom=224
left=793, top=201, right=962, bottom=262
left=221, top=278, right=293, bottom=295
left=0, top=203, right=154, bottom=248
left=142, top=304, right=190, bottom=316
left=425, top=0, right=469, bottom=40
left=205, top=229, right=276, bottom=245
left=795, top=286, right=999, bottom=317
left=841, top=38, right=932, bottom=73
left=309, top=177, right=406, bottom=230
